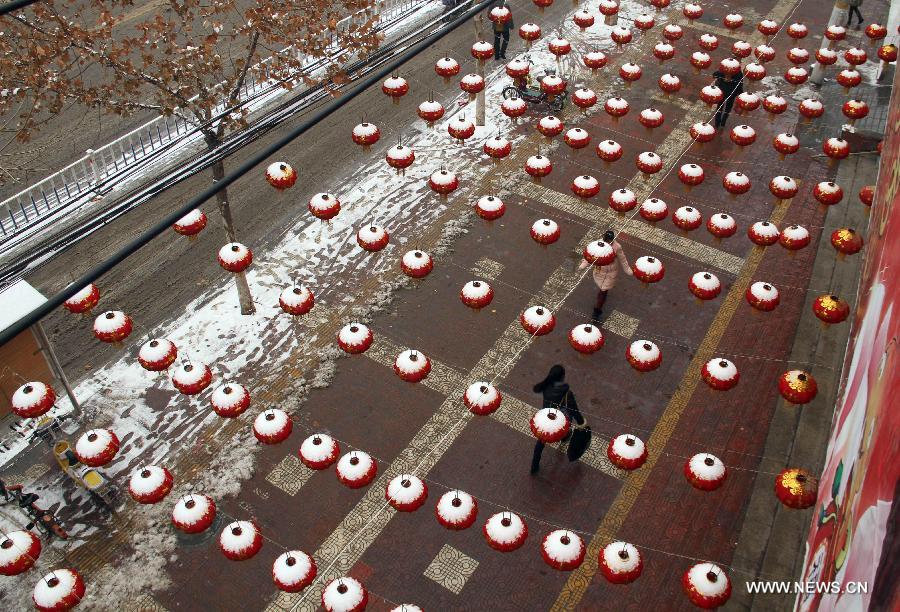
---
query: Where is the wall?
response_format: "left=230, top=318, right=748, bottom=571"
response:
left=0, top=329, right=53, bottom=418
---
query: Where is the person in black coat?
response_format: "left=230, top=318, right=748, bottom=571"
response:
left=531, top=364, right=584, bottom=474
left=489, top=1, right=514, bottom=60
left=712, top=70, right=743, bottom=128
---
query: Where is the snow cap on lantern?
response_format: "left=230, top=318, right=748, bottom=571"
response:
left=10, top=381, right=56, bottom=419
left=663, top=23, right=683, bottom=41
left=619, top=62, right=642, bottom=83
left=572, top=87, right=597, bottom=111
left=723, top=171, right=751, bottom=195
left=684, top=453, right=727, bottom=490
left=417, top=99, right=445, bottom=126
left=788, top=47, right=810, bottom=65
left=770, top=176, right=798, bottom=201
left=774, top=468, right=818, bottom=509
left=733, top=41, right=752, bottom=58
left=172, top=493, right=216, bottom=533
left=658, top=72, right=680, bottom=92
left=564, top=127, right=590, bottom=149
left=394, top=349, right=431, bottom=382
left=779, top=225, right=810, bottom=251
left=683, top=3, right=702, bottom=20
left=32, top=568, right=85, bottom=612
left=779, top=370, right=817, bottom=404
left=730, top=124, right=756, bottom=147
left=690, top=272, right=721, bottom=301
left=530, top=218, right=560, bottom=245
left=673, top=206, right=702, bottom=232
left=299, top=433, right=340, bottom=470
left=606, top=434, right=647, bottom=470
left=337, top=322, right=373, bottom=354
left=700, top=85, right=723, bottom=106
left=63, top=283, right=100, bottom=314
left=460, top=280, right=494, bottom=310
left=400, top=250, right=433, bottom=279
left=748, top=221, right=780, bottom=246
left=436, top=490, right=478, bottom=530
left=128, top=465, right=174, bottom=504
left=583, top=50, right=607, bottom=71
left=573, top=9, right=594, bottom=30
left=773, top=133, right=800, bottom=158
left=428, top=168, right=459, bottom=198
left=470, top=40, right=493, bottom=61
left=755, top=44, right=776, bottom=63
left=265, top=162, right=297, bottom=190
left=571, top=175, right=600, bottom=199
left=138, top=338, right=178, bottom=372
left=93, top=310, right=133, bottom=344
left=537, top=115, right=564, bottom=138
left=386, top=474, right=428, bottom=512
left=683, top=563, right=731, bottom=609
left=519, top=23, right=541, bottom=47
left=476, top=195, right=505, bottom=220
left=483, top=511, right=528, bottom=552
left=640, top=197, right=668, bottom=222
left=530, top=407, right=569, bottom=443
left=540, top=74, right=566, bottom=95
left=433, top=57, right=461, bottom=81
left=541, top=530, right=586, bottom=571
left=723, top=13, right=743, bottom=29
left=611, top=26, right=632, bottom=47
left=520, top=305, right=556, bottom=335
left=816, top=48, right=839, bottom=67
left=210, top=383, right=251, bottom=418
left=599, top=542, right=642, bottom=584
left=356, top=225, right=389, bottom=253
left=609, top=188, right=637, bottom=213
left=763, top=95, right=788, bottom=117
left=308, top=193, right=341, bottom=221
left=386, top=142, right=415, bottom=174
left=322, top=577, right=368, bottom=612
left=690, top=51, right=712, bottom=72
left=627, top=340, right=661, bottom=372
left=0, top=530, right=41, bottom=576
left=634, top=13, right=654, bottom=31
left=568, top=324, right=604, bottom=354
left=548, top=36, right=571, bottom=57
left=464, top=381, right=502, bottom=415
left=460, top=73, right=485, bottom=99
left=171, top=360, right=213, bottom=395
left=596, top=139, right=623, bottom=163
left=501, top=96, right=527, bottom=121
left=336, top=451, right=377, bottom=489
left=273, top=550, right=317, bottom=593
left=75, top=428, right=119, bottom=467
left=382, top=75, right=408, bottom=103
left=483, top=135, right=511, bottom=161
left=351, top=123, right=380, bottom=150
left=604, top=96, right=629, bottom=119
left=654, top=44, right=675, bottom=63
left=280, top=284, right=315, bottom=316
left=691, top=122, right=716, bottom=142
left=638, top=108, right=664, bottom=129
left=701, top=358, right=740, bottom=390
left=218, top=242, right=253, bottom=273
left=698, top=34, right=718, bottom=52
left=636, top=151, right=662, bottom=175
left=525, top=154, right=552, bottom=182
left=173, top=209, right=207, bottom=238
left=743, top=63, right=766, bottom=82
left=583, top=240, right=615, bottom=266
left=678, top=164, right=704, bottom=188
left=253, top=408, right=292, bottom=444
left=633, top=256, right=664, bottom=284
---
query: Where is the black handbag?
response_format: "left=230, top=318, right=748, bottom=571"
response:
left=561, top=394, right=591, bottom=461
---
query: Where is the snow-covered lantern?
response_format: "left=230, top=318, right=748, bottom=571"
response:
left=220, top=521, right=262, bottom=561
left=128, top=465, right=174, bottom=504
left=774, top=468, right=818, bottom=509
left=633, top=256, right=664, bottom=286
left=568, top=324, right=604, bottom=354
left=658, top=73, right=680, bottom=95
left=683, top=3, right=703, bottom=23
left=690, top=122, right=716, bottom=143
left=519, top=23, right=542, bottom=48
left=799, top=98, right=824, bottom=122
left=172, top=209, right=208, bottom=240
left=63, top=283, right=100, bottom=315
left=0, top=530, right=41, bottom=576
left=825, top=25, right=846, bottom=44
left=537, top=115, right=564, bottom=139
left=878, top=44, right=898, bottom=63
left=683, top=563, right=731, bottom=609
left=322, top=578, right=368, bottom=612
left=583, top=240, right=615, bottom=266
left=299, top=433, right=340, bottom=470
left=723, top=13, right=743, bottom=30
left=564, top=127, right=591, bottom=150
left=779, top=225, right=810, bottom=253
left=501, top=96, right=527, bottom=122
left=865, top=23, right=888, bottom=45
left=386, top=142, right=415, bottom=175
left=787, top=47, right=810, bottom=65
left=483, top=135, right=512, bottom=162
left=520, top=306, right=556, bottom=336
left=542, top=530, right=585, bottom=571
left=844, top=47, right=868, bottom=66
left=653, top=43, right=675, bottom=64
left=351, top=123, right=380, bottom=151
left=769, top=175, right=798, bottom=204
left=476, top=195, right=506, bottom=220
left=266, top=162, right=297, bottom=191
left=609, top=188, right=637, bottom=214
left=417, top=98, right=444, bottom=127
left=138, top=338, right=178, bottom=372
left=382, top=75, right=408, bottom=104
left=337, top=323, right=373, bottom=354
left=460, top=280, right=494, bottom=309
left=773, top=133, right=799, bottom=159
left=573, top=9, right=594, bottom=31
left=75, top=429, right=119, bottom=467
left=836, top=69, right=861, bottom=92
left=779, top=370, right=817, bottom=404
left=718, top=57, right=741, bottom=76
left=436, top=490, right=478, bottom=530
left=463, top=381, right=502, bottom=415
left=814, top=182, right=843, bottom=207
left=460, top=73, right=485, bottom=101
left=572, top=87, right=597, bottom=112
left=699, top=85, right=723, bottom=108
left=598, top=0, right=619, bottom=24
left=698, top=34, right=718, bottom=52
left=689, top=272, right=721, bottom=302
left=816, top=47, right=838, bottom=67
left=611, top=26, right=632, bottom=48
left=434, top=56, right=460, bottom=84
left=762, top=94, right=788, bottom=120
left=636, top=151, right=662, bottom=177
left=489, top=5, right=511, bottom=25
left=525, top=155, right=552, bottom=183
left=639, top=197, right=668, bottom=223
left=784, top=66, right=809, bottom=87
left=650, top=0, right=670, bottom=10
left=253, top=408, right=292, bottom=444
left=540, top=74, right=566, bottom=96
left=11, top=381, right=55, bottom=419
left=386, top=474, right=428, bottom=512
left=531, top=219, right=560, bottom=246
left=279, top=284, right=315, bottom=316
left=171, top=361, right=212, bottom=395
left=93, top=310, right=133, bottom=344
left=273, top=551, right=317, bottom=593
left=663, top=24, right=683, bottom=41
left=428, top=168, right=459, bottom=200
left=599, top=542, right=642, bottom=584
left=690, top=51, right=712, bottom=73
left=746, top=282, right=780, bottom=312
left=732, top=40, right=752, bottom=58
left=618, top=62, right=642, bottom=86
left=673, top=206, right=702, bottom=232
left=356, top=225, right=389, bottom=253
left=737, top=91, right=761, bottom=113
left=678, top=164, right=704, bottom=190
left=548, top=36, right=571, bottom=58
left=531, top=407, right=568, bottom=442
left=755, top=44, right=776, bottom=63
left=813, top=296, right=850, bottom=325
left=787, top=22, right=808, bottom=39
left=217, top=242, right=253, bottom=274
left=823, top=137, right=850, bottom=164
left=393, top=349, right=431, bottom=382
left=742, top=63, right=766, bottom=84
left=748, top=221, right=780, bottom=247
left=638, top=108, right=664, bottom=130
left=730, top=124, right=756, bottom=147
left=858, top=185, right=875, bottom=208
left=505, top=58, right=529, bottom=80
left=831, top=228, right=863, bottom=259
left=583, top=50, right=607, bottom=72
left=172, top=494, right=216, bottom=533
left=335, top=451, right=377, bottom=488
left=309, top=192, right=341, bottom=222
left=484, top=512, right=528, bottom=552
left=604, top=97, right=629, bottom=123
left=571, top=175, right=600, bottom=200
left=401, top=250, right=433, bottom=278
left=723, top=171, right=751, bottom=197
left=210, top=383, right=250, bottom=418
left=626, top=340, right=661, bottom=372
left=32, top=569, right=85, bottom=612
left=684, top=453, right=727, bottom=490
left=634, top=13, right=654, bottom=31
left=596, top=140, right=623, bottom=165
left=606, top=435, right=647, bottom=470
left=842, top=99, right=869, bottom=125
left=701, top=358, right=740, bottom=390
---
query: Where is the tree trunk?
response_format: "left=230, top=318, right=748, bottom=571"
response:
left=207, top=132, right=256, bottom=315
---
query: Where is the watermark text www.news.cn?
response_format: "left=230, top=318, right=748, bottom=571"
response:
left=745, top=581, right=869, bottom=595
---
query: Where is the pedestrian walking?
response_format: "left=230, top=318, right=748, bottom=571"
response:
left=847, top=0, right=864, bottom=27
left=712, top=70, right=743, bottom=128
left=490, top=1, right=513, bottom=60
left=531, top=365, right=585, bottom=474
left=578, top=229, right=633, bottom=324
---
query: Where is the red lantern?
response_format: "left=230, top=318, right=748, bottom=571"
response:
left=842, top=99, right=869, bottom=123
left=758, top=19, right=779, bottom=38
left=733, top=40, right=752, bottom=58
left=626, top=340, right=661, bottom=372
left=381, top=75, right=408, bottom=104
left=540, top=74, right=566, bottom=95
left=690, top=51, right=712, bottom=75
left=531, top=218, right=560, bottom=244
left=775, top=468, right=818, bottom=509
left=773, top=133, right=799, bottom=158
left=386, top=143, right=415, bottom=174
left=171, top=361, right=212, bottom=395
left=780, top=225, right=810, bottom=252
left=638, top=107, right=664, bottom=129
left=683, top=3, right=702, bottom=21
left=356, top=225, right=389, bottom=252
left=429, top=168, right=459, bottom=199
left=634, top=13, right=654, bottom=31
left=609, top=188, right=636, bottom=213
left=611, top=26, right=632, bottom=47
left=265, top=161, right=298, bottom=189
left=572, top=87, right=597, bottom=111
left=719, top=57, right=741, bottom=76
left=698, top=34, right=718, bottom=51
left=350, top=123, right=380, bottom=152
left=779, top=370, right=817, bottom=404
left=654, top=43, right=675, bottom=63
left=322, top=577, right=367, bottom=612
left=619, top=62, right=641, bottom=84
left=128, top=465, right=174, bottom=504
left=460, top=280, right=494, bottom=309
left=748, top=221, right=780, bottom=246
left=632, top=256, right=664, bottom=285
left=448, top=114, right=475, bottom=142
left=337, top=323, right=373, bottom=354
left=219, top=520, right=262, bottom=561
left=678, top=164, right=704, bottom=189
left=573, top=9, right=594, bottom=30
left=836, top=69, right=861, bottom=91
left=769, top=175, right=798, bottom=202
left=606, top=435, right=647, bottom=470
left=541, top=530, right=586, bottom=571
left=519, top=23, right=541, bottom=48
left=299, top=433, right=340, bottom=469
left=816, top=48, right=838, bottom=65
left=471, top=40, right=493, bottom=61
left=658, top=73, right=680, bottom=94
left=417, top=99, right=444, bottom=127
left=814, top=181, right=843, bottom=206
left=583, top=240, right=615, bottom=266
left=799, top=98, right=824, bottom=121
left=172, top=494, right=216, bottom=534
left=813, top=294, right=850, bottom=325
left=649, top=0, right=670, bottom=9
left=663, top=24, right=683, bottom=41
left=689, top=272, right=721, bottom=301
left=489, top=4, right=511, bottom=24
left=308, top=193, right=340, bottom=221
left=604, top=96, right=629, bottom=120
left=273, top=551, right=317, bottom=593
left=210, top=383, right=250, bottom=418
left=723, top=171, right=751, bottom=196
left=743, top=62, right=766, bottom=82
left=730, top=124, right=756, bottom=146
left=707, top=213, right=736, bottom=240
left=0, top=530, right=41, bottom=576
left=746, top=282, right=780, bottom=311
left=723, top=13, right=743, bottom=29
left=533, top=0, right=552, bottom=10
left=702, top=358, right=740, bottom=390
left=787, top=22, right=808, bottom=39
left=548, top=37, right=571, bottom=57
left=763, top=95, right=787, bottom=118
left=673, top=206, right=702, bottom=231
left=434, top=57, right=460, bottom=82
left=823, top=137, right=850, bottom=161
left=500, top=96, right=527, bottom=121
left=460, top=73, right=485, bottom=99
left=596, top=139, right=623, bottom=164
left=785, top=66, right=809, bottom=86
left=138, top=338, right=177, bottom=372
left=683, top=563, right=731, bottom=609
left=476, top=195, right=506, bottom=220
left=699, top=84, right=723, bottom=107
left=599, top=0, right=618, bottom=20
left=866, top=23, right=888, bottom=43
left=525, top=155, right=552, bottom=182
left=436, top=490, right=478, bottom=530
left=571, top=175, right=600, bottom=199
left=520, top=305, right=556, bottom=335
left=253, top=409, right=293, bottom=444
left=583, top=50, right=607, bottom=72
left=93, top=310, right=133, bottom=344
left=844, top=47, right=868, bottom=66
left=483, top=135, right=512, bottom=161
left=385, top=474, right=428, bottom=512
left=684, top=453, right=727, bottom=490
left=564, top=127, right=591, bottom=149
left=755, top=44, right=776, bottom=63
left=10, top=381, right=55, bottom=418
left=537, top=115, right=564, bottom=138
left=32, top=569, right=85, bottom=612
left=279, top=284, right=315, bottom=316
left=639, top=197, right=667, bottom=222
left=75, top=428, right=119, bottom=467
left=691, top=122, right=716, bottom=142
left=636, top=151, right=662, bottom=176
left=825, top=25, right=846, bottom=42
left=394, top=349, right=431, bottom=382
left=787, top=47, right=810, bottom=65
left=859, top=185, right=875, bottom=207
left=400, top=250, right=433, bottom=278
left=831, top=228, right=863, bottom=257
left=463, top=381, right=502, bottom=415
left=878, top=44, right=897, bottom=63
left=530, top=407, right=569, bottom=442
left=63, top=283, right=100, bottom=314
left=568, top=324, right=604, bottom=354
left=483, top=512, right=528, bottom=552
left=599, top=542, right=643, bottom=584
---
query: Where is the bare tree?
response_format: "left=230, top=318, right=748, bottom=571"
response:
left=0, top=0, right=380, bottom=314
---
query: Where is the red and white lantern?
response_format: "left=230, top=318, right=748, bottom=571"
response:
left=638, top=108, right=664, bottom=129
left=428, top=169, right=459, bottom=199
left=564, top=128, right=591, bottom=151
left=636, top=151, right=662, bottom=176
left=394, top=349, right=431, bottom=382
left=719, top=57, right=741, bottom=76
left=708, top=213, right=737, bottom=239
left=690, top=272, right=721, bottom=301
left=684, top=453, right=727, bottom=490
left=654, top=44, right=675, bottom=64
left=773, top=133, right=799, bottom=158
left=733, top=41, right=752, bottom=58
left=463, top=381, right=502, bottom=415
left=568, top=324, right=604, bottom=354
left=351, top=123, right=380, bottom=150
left=572, top=87, right=597, bottom=111
left=800, top=98, right=824, bottom=121
left=583, top=51, right=607, bottom=72
left=599, top=542, right=642, bottom=584
left=690, top=122, right=716, bottom=142
left=596, top=140, right=623, bottom=164
left=825, top=25, right=847, bottom=43
left=542, top=530, right=585, bottom=571
left=699, top=34, right=718, bottom=52
left=537, top=115, right=564, bottom=138
left=748, top=221, right=780, bottom=247
left=488, top=5, right=511, bottom=24
left=32, top=569, right=85, bottom=612
left=843, top=99, right=869, bottom=124
left=626, top=340, right=661, bottom=372
left=866, top=23, right=888, bottom=44
left=730, top=124, right=756, bottom=147
left=337, top=323, right=373, bottom=355
left=63, top=283, right=100, bottom=314
left=673, top=206, right=702, bottom=232
left=723, top=13, right=743, bottom=30
left=619, top=62, right=642, bottom=85
left=700, top=85, right=723, bottom=107
left=678, top=164, right=704, bottom=189
left=632, top=256, right=664, bottom=285
left=837, top=69, right=861, bottom=92
left=611, top=26, right=632, bottom=47
left=531, top=219, right=560, bottom=245
left=683, top=3, right=702, bottom=21
left=831, top=228, right=864, bottom=257
left=788, top=47, right=810, bottom=65
left=299, top=433, right=340, bottom=470
left=0, top=530, right=41, bottom=576
left=634, top=13, right=654, bottom=31
left=817, top=48, right=838, bottom=67
left=548, top=37, right=571, bottom=58
left=779, top=370, right=817, bottom=404
left=128, top=465, right=173, bottom=504
left=520, top=305, right=555, bottom=336
left=401, top=250, right=433, bottom=278
left=484, top=512, right=527, bottom=552
left=417, top=100, right=444, bottom=127
left=483, top=135, right=511, bottom=161
left=787, top=22, right=808, bottom=39
left=663, top=24, right=683, bottom=41
left=571, top=175, right=600, bottom=199
left=640, top=197, right=668, bottom=223
left=220, top=521, right=262, bottom=561
left=475, top=195, right=505, bottom=220
left=322, top=578, right=367, bottom=612
left=779, top=225, right=810, bottom=252
left=434, top=57, right=460, bottom=83
left=356, top=225, right=389, bottom=253
left=746, top=281, right=780, bottom=311
left=723, top=171, right=751, bottom=196
left=763, top=95, right=788, bottom=119
left=743, top=63, right=766, bottom=83
left=265, top=161, right=298, bottom=190
left=690, top=51, right=712, bottom=72
left=460, top=280, right=494, bottom=309
left=519, top=23, right=541, bottom=48
left=573, top=9, right=594, bottom=30
left=755, top=44, right=776, bottom=63
left=658, top=72, right=680, bottom=93
left=75, top=429, right=119, bottom=467
left=845, top=47, right=868, bottom=66
left=701, top=358, right=740, bottom=390
left=210, top=383, right=250, bottom=418
left=436, top=490, right=477, bottom=530
left=785, top=66, right=809, bottom=86
left=540, top=74, right=566, bottom=96
left=386, top=143, right=415, bottom=174
left=93, top=310, right=133, bottom=344
left=525, top=155, right=552, bottom=182
left=769, top=175, right=798, bottom=202
left=218, top=242, right=254, bottom=272
left=386, top=474, right=427, bottom=512
left=530, top=407, right=569, bottom=443
left=253, top=409, right=292, bottom=444
left=683, top=563, right=731, bottom=608
left=606, top=435, right=647, bottom=470
left=584, top=240, right=615, bottom=266
left=273, top=551, right=317, bottom=593
left=501, top=96, right=528, bottom=121
left=336, top=451, right=377, bottom=488
left=814, top=182, right=843, bottom=206
left=604, top=96, right=629, bottom=120
left=470, top=40, right=493, bottom=61
left=609, top=189, right=636, bottom=213
left=138, top=338, right=177, bottom=372
left=171, top=361, right=212, bottom=395
left=460, top=73, right=485, bottom=99
left=382, top=75, right=409, bottom=104
left=10, top=381, right=55, bottom=419
left=171, top=494, right=216, bottom=534
left=280, top=284, right=315, bottom=316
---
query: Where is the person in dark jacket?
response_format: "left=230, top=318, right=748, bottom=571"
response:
left=712, top=70, right=743, bottom=128
left=530, top=365, right=584, bottom=474
left=490, top=1, right=514, bottom=60
left=847, top=0, right=864, bottom=26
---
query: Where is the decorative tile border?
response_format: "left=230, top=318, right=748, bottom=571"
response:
left=265, top=454, right=315, bottom=497
left=423, top=544, right=479, bottom=595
